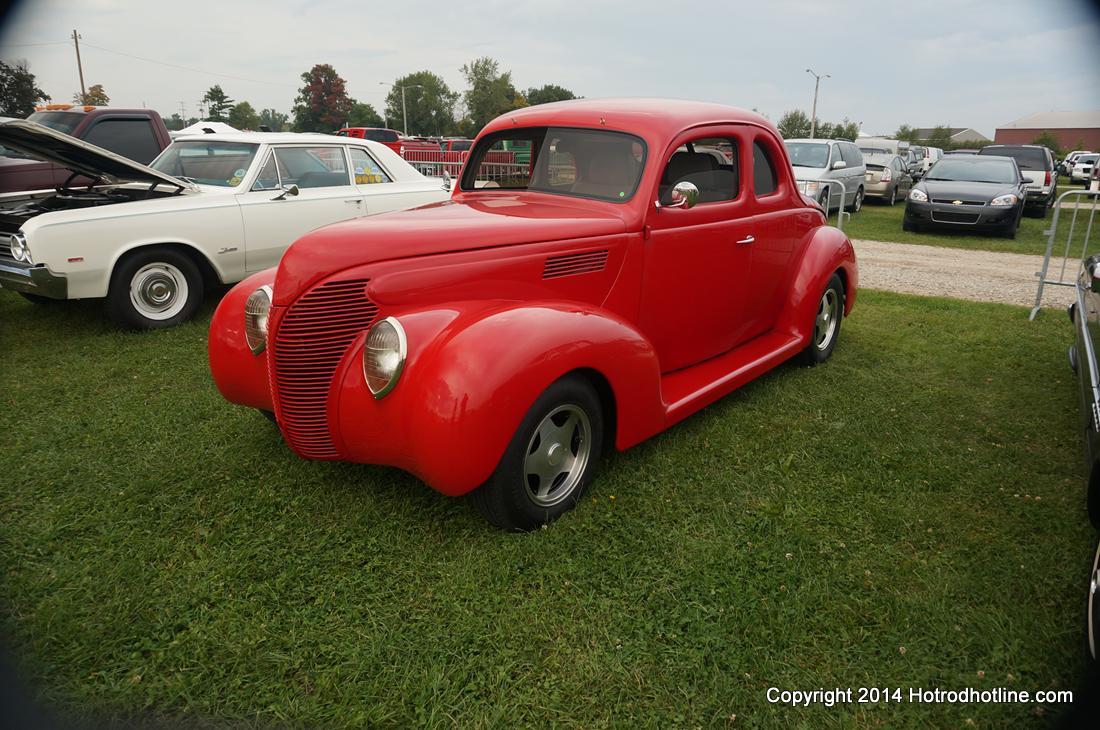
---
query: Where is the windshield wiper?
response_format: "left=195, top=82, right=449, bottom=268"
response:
left=923, top=176, right=948, bottom=181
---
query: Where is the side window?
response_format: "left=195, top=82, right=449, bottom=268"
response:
left=350, top=147, right=391, bottom=184
left=752, top=141, right=778, bottom=196
left=273, top=146, right=350, bottom=188
left=83, top=119, right=161, bottom=163
left=250, top=154, right=281, bottom=191
left=659, top=136, right=739, bottom=204
left=840, top=143, right=862, bottom=167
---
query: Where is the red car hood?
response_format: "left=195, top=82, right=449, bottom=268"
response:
left=273, top=194, right=631, bottom=305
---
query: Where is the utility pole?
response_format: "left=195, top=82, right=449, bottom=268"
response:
left=805, top=68, right=829, bottom=139
left=71, top=29, right=86, bottom=103
left=179, top=101, right=186, bottom=120
left=379, top=82, right=424, bottom=136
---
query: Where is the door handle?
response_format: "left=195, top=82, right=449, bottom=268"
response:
left=736, top=235, right=755, bottom=245
left=344, top=198, right=362, bottom=205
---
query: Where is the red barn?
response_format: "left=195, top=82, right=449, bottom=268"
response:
left=995, top=111, right=1100, bottom=151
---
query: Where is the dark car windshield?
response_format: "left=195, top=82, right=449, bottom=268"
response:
left=924, top=158, right=1019, bottom=184
left=785, top=142, right=830, bottom=168
left=460, top=126, right=647, bottom=203
left=361, top=129, right=398, bottom=143
left=26, top=111, right=84, bottom=135
left=150, top=141, right=259, bottom=186
left=979, top=146, right=1048, bottom=171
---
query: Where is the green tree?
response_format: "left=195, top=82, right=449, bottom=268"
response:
left=73, top=83, right=109, bottom=106
left=259, top=108, right=289, bottom=132
left=164, top=113, right=186, bottom=131
left=776, top=109, right=811, bottom=139
left=347, top=102, right=383, bottom=129
left=202, top=85, right=234, bottom=121
left=384, top=71, right=458, bottom=136
left=831, top=118, right=860, bottom=141
left=460, top=57, right=526, bottom=132
left=0, top=60, right=50, bottom=117
left=894, top=124, right=918, bottom=142
left=1031, top=131, right=1062, bottom=156
left=292, top=63, right=354, bottom=132
left=923, top=125, right=955, bottom=149
left=227, top=101, right=261, bottom=130
left=525, top=84, right=576, bottom=106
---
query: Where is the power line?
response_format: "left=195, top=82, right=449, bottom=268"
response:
left=79, top=42, right=295, bottom=88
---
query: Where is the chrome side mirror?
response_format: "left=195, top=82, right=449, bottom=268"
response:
left=273, top=184, right=299, bottom=201
left=1089, top=255, right=1100, bottom=293
left=666, top=181, right=699, bottom=209
left=831, top=160, right=847, bottom=170
left=442, top=170, right=452, bottom=192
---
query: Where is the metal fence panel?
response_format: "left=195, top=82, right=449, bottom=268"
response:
left=1030, top=189, right=1100, bottom=319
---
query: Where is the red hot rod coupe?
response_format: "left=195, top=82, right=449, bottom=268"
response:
left=209, top=99, right=858, bottom=530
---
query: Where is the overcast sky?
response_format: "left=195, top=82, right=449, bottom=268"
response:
left=1, top=0, right=1098, bottom=136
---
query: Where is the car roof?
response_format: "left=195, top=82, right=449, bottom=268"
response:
left=172, top=132, right=375, bottom=145
left=784, top=138, right=841, bottom=145
left=479, top=98, right=776, bottom=142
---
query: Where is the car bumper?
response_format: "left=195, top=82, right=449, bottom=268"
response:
left=864, top=181, right=892, bottom=197
left=0, top=260, right=68, bottom=298
left=904, top=200, right=1017, bottom=229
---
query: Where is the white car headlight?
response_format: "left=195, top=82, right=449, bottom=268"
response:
left=8, top=232, right=31, bottom=264
left=908, top=188, right=929, bottom=203
left=244, top=285, right=273, bottom=355
left=990, top=193, right=1018, bottom=207
left=363, top=316, right=407, bottom=398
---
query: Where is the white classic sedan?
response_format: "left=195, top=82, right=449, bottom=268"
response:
left=0, top=119, right=450, bottom=328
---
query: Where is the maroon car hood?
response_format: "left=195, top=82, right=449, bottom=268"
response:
left=273, top=194, right=631, bottom=306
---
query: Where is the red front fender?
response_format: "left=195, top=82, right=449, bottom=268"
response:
left=333, top=302, right=665, bottom=496
left=775, top=226, right=857, bottom=342
left=208, top=269, right=278, bottom=411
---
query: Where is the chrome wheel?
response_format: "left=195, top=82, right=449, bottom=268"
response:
left=815, top=288, right=840, bottom=351
left=1090, top=538, right=1100, bottom=660
left=523, top=404, right=592, bottom=507
left=852, top=188, right=864, bottom=212
left=129, top=262, right=188, bottom=321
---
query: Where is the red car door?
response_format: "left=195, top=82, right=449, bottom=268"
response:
left=640, top=126, right=758, bottom=373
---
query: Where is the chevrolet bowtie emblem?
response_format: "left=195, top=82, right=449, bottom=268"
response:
left=952, top=200, right=963, bottom=205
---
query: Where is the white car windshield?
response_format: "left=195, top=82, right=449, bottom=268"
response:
left=151, top=141, right=259, bottom=187
left=785, top=143, right=830, bottom=168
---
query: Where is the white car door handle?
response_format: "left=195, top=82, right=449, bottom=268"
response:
left=344, top=198, right=362, bottom=205
left=736, top=235, right=755, bottom=245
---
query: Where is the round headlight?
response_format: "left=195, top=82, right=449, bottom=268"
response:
left=244, top=285, right=273, bottom=355
left=9, top=232, right=30, bottom=263
left=363, top=317, right=407, bottom=398
left=908, top=188, right=929, bottom=203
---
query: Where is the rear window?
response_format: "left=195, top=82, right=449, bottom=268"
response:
left=27, top=111, right=84, bottom=135
left=980, top=146, right=1048, bottom=171
left=360, top=129, right=399, bottom=143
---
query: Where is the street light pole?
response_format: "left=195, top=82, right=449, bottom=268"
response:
left=805, top=68, right=830, bottom=139
left=380, top=82, right=424, bottom=136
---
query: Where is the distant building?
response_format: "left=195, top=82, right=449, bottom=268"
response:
left=995, top=111, right=1100, bottom=150
left=913, top=127, right=991, bottom=145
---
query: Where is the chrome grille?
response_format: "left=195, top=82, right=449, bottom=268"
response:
left=271, top=278, right=379, bottom=458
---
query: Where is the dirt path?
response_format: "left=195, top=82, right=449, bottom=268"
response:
left=851, top=238, right=1075, bottom=310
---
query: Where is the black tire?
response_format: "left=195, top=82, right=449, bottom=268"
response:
left=801, top=273, right=844, bottom=365
left=472, top=374, right=604, bottom=531
left=1025, top=205, right=1046, bottom=219
left=846, top=187, right=864, bottom=213
left=902, top=218, right=920, bottom=233
left=106, top=246, right=203, bottom=330
left=18, top=292, right=57, bottom=305
left=259, top=409, right=277, bottom=425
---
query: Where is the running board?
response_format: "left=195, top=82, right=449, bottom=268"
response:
left=661, top=331, right=804, bottom=427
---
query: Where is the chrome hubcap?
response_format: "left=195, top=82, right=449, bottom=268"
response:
left=129, top=263, right=188, bottom=320
left=815, top=288, right=839, bottom=351
left=523, top=404, right=591, bottom=507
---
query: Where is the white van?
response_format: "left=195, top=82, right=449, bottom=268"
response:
left=858, top=137, right=910, bottom=157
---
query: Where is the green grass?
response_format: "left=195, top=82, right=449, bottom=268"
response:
left=843, top=181, right=1096, bottom=255
left=0, top=288, right=1093, bottom=727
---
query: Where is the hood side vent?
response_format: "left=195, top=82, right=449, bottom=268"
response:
left=543, top=250, right=609, bottom=280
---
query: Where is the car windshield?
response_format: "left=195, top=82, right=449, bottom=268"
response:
left=150, top=141, right=259, bottom=186
left=460, top=126, right=647, bottom=203
left=924, top=158, right=1018, bottom=184
left=361, top=129, right=398, bottom=143
left=982, top=146, right=1047, bottom=171
left=26, top=111, right=84, bottom=135
left=785, top=142, right=830, bottom=168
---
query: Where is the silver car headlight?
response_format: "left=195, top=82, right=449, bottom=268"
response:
left=908, top=188, right=929, bottom=203
left=990, top=193, right=1018, bottom=207
left=8, top=232, right=31, bottom=264
left=363, top=316, right=407, bottom=398
left=244, top=285, right=273, bottom=355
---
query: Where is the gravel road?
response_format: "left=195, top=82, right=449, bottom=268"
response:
left=852, top=238, right=1075, bottom=310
